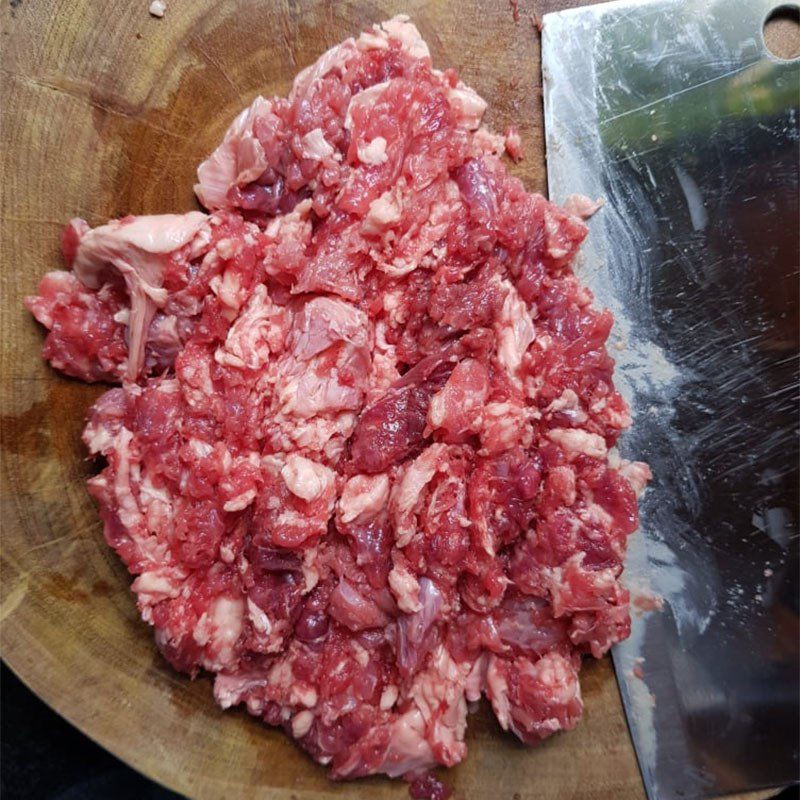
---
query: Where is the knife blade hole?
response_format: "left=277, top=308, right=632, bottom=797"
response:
left=763, top=5, right=800, bottom=61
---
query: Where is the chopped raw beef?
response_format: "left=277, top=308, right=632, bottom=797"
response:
left=26, top=212, right=265, bottom=382
left=26, top=14, right=649, bottom=792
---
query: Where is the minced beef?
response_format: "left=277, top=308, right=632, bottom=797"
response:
left=26, top=15, right=649, bottom=792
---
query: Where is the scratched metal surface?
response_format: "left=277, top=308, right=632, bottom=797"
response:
left=542, top=0, right=799, bottom=798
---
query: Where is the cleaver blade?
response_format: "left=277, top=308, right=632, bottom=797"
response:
left=542, top=1, right=800, bottom=798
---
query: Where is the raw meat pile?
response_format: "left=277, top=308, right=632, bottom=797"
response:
left=26, top=16, right=649, bottom=794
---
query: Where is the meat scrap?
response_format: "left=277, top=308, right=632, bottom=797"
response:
left=26, top=14, right=649, bottom=792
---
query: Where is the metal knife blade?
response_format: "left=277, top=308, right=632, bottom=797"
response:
left=542, top=1, right=799, bottom=797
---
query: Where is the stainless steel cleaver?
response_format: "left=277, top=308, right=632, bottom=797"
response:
left=542, top=1, right=799, bottom=797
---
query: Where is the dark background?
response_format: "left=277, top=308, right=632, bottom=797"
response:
left=1, top=662, right=181, bottom=800
left=1, top=660, right=797, bottom=800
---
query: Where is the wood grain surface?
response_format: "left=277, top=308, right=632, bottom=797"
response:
left=0, top=2, right=781, bottom=799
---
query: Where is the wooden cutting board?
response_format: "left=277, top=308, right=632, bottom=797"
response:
left=0, top=2, right=779, bottom=798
